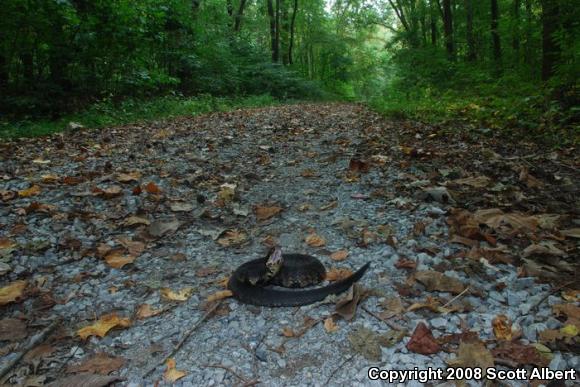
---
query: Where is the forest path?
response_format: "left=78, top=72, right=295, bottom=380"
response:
left=0, top=103, right=578, bottom=385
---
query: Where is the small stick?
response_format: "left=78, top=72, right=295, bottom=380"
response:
left=203, top=364, right=251, bottom=383
left=142, top=300, right=223, bottom=378
left=0, top=318, right=60, bottom=381
left=325, top=354, right=354, bottom=384
left=361, top=306, right=406, bottom=331
left=529, top=281, right=574, bottom=313
left=442, top=286, right=470, bottom=308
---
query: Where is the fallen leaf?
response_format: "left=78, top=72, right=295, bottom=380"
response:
left=94, top=185, right=123, bottom=199
left=324, top=317, right=339, bottom=333
left=335, top=284, right=368, bottom=320
left=492, top=315, right=513, bottom=341
left=117, top=172, right=141, bottom=183
left=148, top=219, right=181, bottom=237
left=348, top=326, right=382, bottom=361
left=379, top=297, right=405, bottom=319
left=216, top=229, right=248, bottom=247
left=77, top=314, right=131, bottom=340
left=205, top=290, right=233, bottom=303
left=255, top=205, right=283, bottom=221
left=561, top=228, right=580, bottom=239
left=160, top=287, right=193, bottom=302
left=122, top=215, right=150, bottom=227
left=414, top=271, right=466, bottom=294
left=217, top=183, right=236, bottom=203
left=47, top=373, right=123, bottom=387
left=447, top=340, right=494, bottom=371
left=406, top=322, right=441, bottom=355
left=144, top=182, right=162, bottom=194
left=136, top=304, right=164, bottom=319
left=522, top=242, right=567, bottom=258
left=519, top=167, right=543, bottom=188
left=492, top=341, right=550, bottom=367
left=18, top=185, right=41, bottom=197
left=305, top=233, right=326, bottom=247
left=0, top=318, right=27, bottom=341
left=170, top=202, right=194, bottom=212
left=300, top=168, right=318, bottom=178
left=349, top=158, right=370, bottom=173
left=326, top=267, right=353, bottom=282
left=164, top=359, right=186, bottom=382
left=330, top=249, right=349, bottom=261
left=104, top=252, right=136, bottom=269
left=452, top=176, right=491, bottom=188
left=394, top=257, right=416, bottom=270
left=67, top=353, right=125, bottom=375
left=196, top=266, right=220, bottom=277
left=0, top=280, right=27, bottom=305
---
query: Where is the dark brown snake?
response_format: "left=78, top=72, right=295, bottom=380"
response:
left=228, top=247, right=370, bottom=307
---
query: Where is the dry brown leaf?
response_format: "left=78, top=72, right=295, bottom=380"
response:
left=149, top=219, right=181, bottom=237
left=561, top=228, right=580, bottom=239
left=522, top=242, right=567, bottom=258
left=0, top=318, right=27, bottom=341
left=379, top=296, right=405, bottom=319
left=205, top=290, right=233, bottom=303
left=492, top=341, right=550, bottom=367
left=170, top=202, right=194, bottom=212
left=116, top=238, right=145, bottom=256
left=122, top=216, right=150, bottom=227
left=160, top=287, right=193, bottom=302
left=144, top=182, right=162, bottom=194
left=164, top=359, right=187, bottom=382
left=406, top=322, right=441, bottom=355
left=217, top=183, right=236, bottom=203
left=216, top=229, right=248, bottom=247
left=67, top=353, right=126, bottom=375
left=300, top=168, right=318, bottom=178
left=104, top=252, right=136, bottom=269
left=305, top=233, right=326, bottom=247
left=447, top=340, right=494, bottom=370
left=77, top=314, right=131, bottom=340
left=330, top=249, right=349, bottom=261
left=452, top=176, right=491, bottom=188
left=335, top=284, right=368, bottom=320
left=519, top=167, right=544, bottom=188
left=326, top=268, right=353, bottom=282
left=255, top=205, right=283, bottom=221
left=117, top=172, right=141, bottom=183
left=0, top=237, right=17, bottom=250
left=0, top=280, right=27, bottom=305
left=324, top=317, right=339, bottom=333
left=319, top=201, right=338, bottom=211
left=18, top=185, right=41, bottom=197
left=414, top=270, right=466, bottom=294
left=561, top=289, right=580, bottom=302
left=136, top=304, right=164, bottom=319
left=48, top=373, right=123, bottom=387
left=553, top=304, right=580, bottom=327
left=492, top=314, right=513, bottom=341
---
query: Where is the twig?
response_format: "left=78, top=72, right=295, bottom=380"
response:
left=529, top=280, right=574, bottom=313
left=361, top=305, right=406, bottom=331
left=142, top=300, right=223, bottom=378
left=442, top=286, right=470, bottom=308
left=325, top=354, right=354, bottom=384
left=203, top=364, right=250, bottom=383
left=0, top=318, right=60, bottom=381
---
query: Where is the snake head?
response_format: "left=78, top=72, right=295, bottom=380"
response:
left=265, top=246, right=283, bottom=278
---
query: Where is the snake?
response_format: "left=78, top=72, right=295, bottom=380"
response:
left=228, top=246, right=370, bottom=307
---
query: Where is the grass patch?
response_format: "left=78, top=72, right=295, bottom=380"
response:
left=0, top=94, right=280, bottom=139
left=369, top=80, right=579, bottom=146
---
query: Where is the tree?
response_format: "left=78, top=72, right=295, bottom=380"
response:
left=491, top=0, right=502, bottom=67
left=288, top=0, right=298, bottom=64
left=267, top=0, right=279, bottom=62
left=541, top=0, right=559, bottom=80
left=465, top=0, right=476, bottom=61
left=441, top=0, right=454, bottom=59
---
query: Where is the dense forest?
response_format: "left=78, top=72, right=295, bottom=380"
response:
left=0, top=0, right=578, bottom=141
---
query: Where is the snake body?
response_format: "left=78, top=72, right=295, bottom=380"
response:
left=228, top=249, right=370, bottom=307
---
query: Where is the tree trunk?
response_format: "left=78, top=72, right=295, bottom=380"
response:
left=512, top=0, right=520, bottom=59
left=234, top=0, right=248, bottom=32
left=288, top=0, right=298, bottom=64
left=524, top=0, right=532, bottom=64
left=465, top=0, right=476, bottom=61
left=491, top=0, right=502, bottom=67
left=541, top=0, right=559, bottom=81
left=442, top=0, right=454, bottom=59
left=267, top=0, right=279, bottom=62
left=227, top=0, right=233, bottom=17
left=430, top=0, right=437, bottom=46
left=275, top=0, right=281, bottom=62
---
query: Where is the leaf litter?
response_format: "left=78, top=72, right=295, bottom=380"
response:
left=0, top=103, right=578, bottom=385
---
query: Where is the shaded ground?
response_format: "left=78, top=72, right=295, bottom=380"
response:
left=0, top=103, right=578, bottom=386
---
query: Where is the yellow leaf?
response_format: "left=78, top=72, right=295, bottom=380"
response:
left=164, top=359, right=187, bottom=382
left=41, top=174, right=60, bottom=183
left=305, top=233, right=326, bottom=247
left=217, top=183, right=236, bottom=203
left=18, top=185, right=41, bottom=197
left=104, top=252, right=137, bottom=269
left=324, top=317, right=339, bottom=333
left=0, top=280, right=27, bottom=305
left=560, top=324, right=579, bottom=337
left=77, top=313, right=131, bottom=340
left=561, top=289, right=580, bottom=302
left=330, top=250, right=349, bottom=261
left=160, top=287, right=193, bottom=302
left=206, top=290, right=233, bottom=303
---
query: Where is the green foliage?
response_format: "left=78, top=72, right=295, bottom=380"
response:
left=0, top=94, right=278, bottom=139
